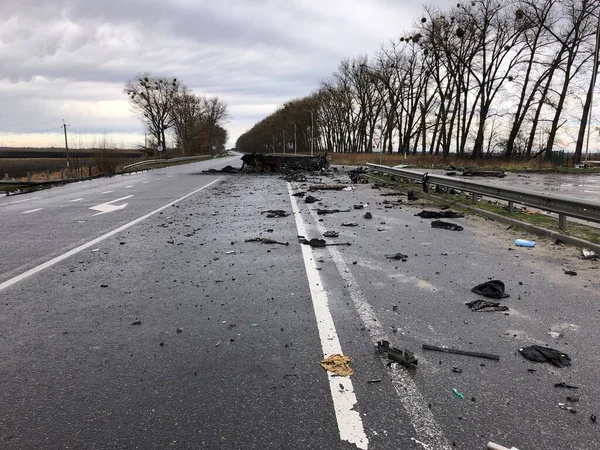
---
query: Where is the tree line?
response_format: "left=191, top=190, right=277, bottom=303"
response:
left=125, top=73, right=228, bottom=156
left=237, top=0, right=600, bottom=162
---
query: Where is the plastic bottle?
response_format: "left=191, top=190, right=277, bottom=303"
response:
left=515, top=239, right=535, bottom=247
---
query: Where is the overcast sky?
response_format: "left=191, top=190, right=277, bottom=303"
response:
left=0, top=0, right=449, bottom=149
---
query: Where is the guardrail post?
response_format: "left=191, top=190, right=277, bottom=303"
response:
left=3, top=173, right=8, bottom=180
left=559, top=214, right=567, bottom=230
left=60, top=169, right=64, bottom=180
left=27, top=171, right=31, bottom=182
left=88, top=166, right=92, bottom=177
left=471, top=192, right=477, bottom=204
left=508, top=201, right=514, bottom=213
left=45, top=169, right=50, bottom=181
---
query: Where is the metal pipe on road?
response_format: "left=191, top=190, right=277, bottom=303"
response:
left=367, top=163, right=600, bottom=230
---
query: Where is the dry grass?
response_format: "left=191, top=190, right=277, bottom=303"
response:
left=327, top=152, right=554, bottom=170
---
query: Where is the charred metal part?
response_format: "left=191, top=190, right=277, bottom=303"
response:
left=241, top=152, right=329, bottom=173
left=245, top=237, right=290, bottom=246
left=377, top=340, right=418, bottom=369
left=422, top=344, right=500, bottom=361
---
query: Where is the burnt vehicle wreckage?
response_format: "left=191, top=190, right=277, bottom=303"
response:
left=240, top=152, right=330, bottom=172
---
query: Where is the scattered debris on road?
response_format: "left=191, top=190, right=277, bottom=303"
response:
left=563, top=269, right=578, bottom=276
left=385, top=252, right=408, bottom=261
left=407, top=191, right=418, bottom=201
left=465, top=299, right=509, bottom=312
left=323, top=231, right=339, bottom=238
left=348, top=167, right=369, bottom=183
left=582, top=248, right=598, bottom=260
left=321, top=354, right=354, bottom=376
left=316, top=208, right=351, bottom=215
left=515, top=239, right=536, bottom=247
left=367, top=379, right=383, bottom=384
left=431, top=220, right=464, bottom=231
left=471, top=280, right=510, bottom=299
left=363, top=212, right=372, bottom=219
left=519, top=345, right=571, bottom=368
left=131, top=321, right=142, bottom=326
left=341, top=222, right=359, bottom=227
left=452, top=388, right=464, bottom=399
left=377, top=340, right=418, bottom=369
left=555, top=382, right=579, bottom=389
left=291, top=191, right=305, bottom=197
left=245, top=237, right=290, bottom=246
left=353, top=203, right=368, bottom=209
left=298, top=237, right=351, bottom=247
left=304, top=195, right=319, bottom=203
left=422, top=344, right=500, bottom=361
left=452, top=367, right=463, bottom=373
left=415, top=210, right=465, bottom=219
left=309, top=184, right=349, bottom=191
left=261, top=210, right=290, bottom=218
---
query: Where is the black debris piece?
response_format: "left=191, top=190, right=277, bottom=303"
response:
left=261, top=210, right=290, bottom=218
left=323, top=231, right=339, bottom=238
left=299, top=238, right=326, bottom=248
left=245, top=237, right=290, bottom=246
left=304, top=195, right=319, bottom=204
left=131, top=321, right=142, bottom=326
left=422, top=344, right=500, bottom=361
left=298, top=238, right=351, bottom=247
left=452, top=367, right=463, bottom=373
left=385, top=253, right=408, bottom=261
left=349, top=167, right=369, bottom=183
left=567, top=396, right=580, bottom=403
left=415, top=210, right=465, bottom=219
left=367, top=379, right=382, bottom=384
left=292, top=191, right=306, bottom=197
left=431, top=220, right=463, bottom=231
left=341, top=222, right=359, bottom=227
left=465, top=299, right=509, bottom=312
left=519, top=345, right=571, bottom=368
left=471, top=280, right=510, bottom=299
left=364, top=212, right=373, bottom=219
left=591, top=415, right=597, bottom=422
left=377, top=340, right=418, bottom=369
left=205, top=165, right=239, bottom=173
left=316, top=208, right=351, bottom=215
left=354, top=204, right=367, bottom=209
left=563, top=270, right=578, bottom=276
left=407, top=191, right=418, bottom=201
left=555, top=382, right=579, bottom=389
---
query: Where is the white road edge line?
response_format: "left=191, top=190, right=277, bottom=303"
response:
left=21, top=208, right=44, bottom=214
left=0, top=179, right=221, bottom=293
left=287, top=183, right=368, bottom=450
left=298, top=184, right=453, bottom=450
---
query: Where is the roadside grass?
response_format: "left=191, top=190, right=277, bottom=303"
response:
left=366, top=173, right=600, bottom=245
left=328, top=152, right=600, bottom=173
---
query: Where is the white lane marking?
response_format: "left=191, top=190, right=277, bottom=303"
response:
left=8, top=196, right=40, bottom=205
left=288, top=184, right=368, bottom=450
left=69, top=198, right=84, bottom=202
left=142, top=181, right=150, bottom=184
left=89, top=195, right=133, bottom=216
left=294, top=184, right=452, bottom=450
left=101, top=191, right=113, bottom=194
left=125, top=185, right=134, bottom=188
left=0, top=179, right=221, bottom=293
left=21, top=208, right=44, bottom=214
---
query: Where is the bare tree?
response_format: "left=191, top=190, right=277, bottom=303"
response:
left=124, top=73, right=182, bottom=155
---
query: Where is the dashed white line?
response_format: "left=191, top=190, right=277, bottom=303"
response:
left=292, top=183, right=453, bottom=450
left=125, top=185, right=134, bottom=188
left=288, top=184, right=368, bottom=450
left=69, top=198, right=84, bottom=202
left=101, top=191, right=113, bottom=194
left=22, top=208, right=44, bottom=214
left=8, top=196, right=40, bottom=205
left=0, top=179, right=221, bottom=293
left=142, top=181, right=150, bottom=184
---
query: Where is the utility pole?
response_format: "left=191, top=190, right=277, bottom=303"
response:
left=62, top=119, right=70, bottom=169
left=294, top=123, right=297, bottom=154
left=303, top=109, right=314, bottom=156
left=283, top=129, right=286, bottom=153
left=273, top=134, right=275, bottom=153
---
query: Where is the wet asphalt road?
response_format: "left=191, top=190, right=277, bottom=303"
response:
left=1, top=158, right=599, bottom=450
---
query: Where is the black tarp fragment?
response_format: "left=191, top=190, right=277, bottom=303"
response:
left=431, top=220, right=463, bottom=231
left=465, top=299, right=509, bottom=312
left=471, top=280, right=510, bottom=299
left=519, top=345, right=571, bottom=368
left=416, top=210, right=465, bottom=219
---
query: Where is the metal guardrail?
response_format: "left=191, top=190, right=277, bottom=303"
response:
left=367, top=163, right=600, bottom=230
left=121, top=156, right=209, bottom=173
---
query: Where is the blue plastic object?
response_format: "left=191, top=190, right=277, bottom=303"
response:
left=515, top=239, right=535, bottom=247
